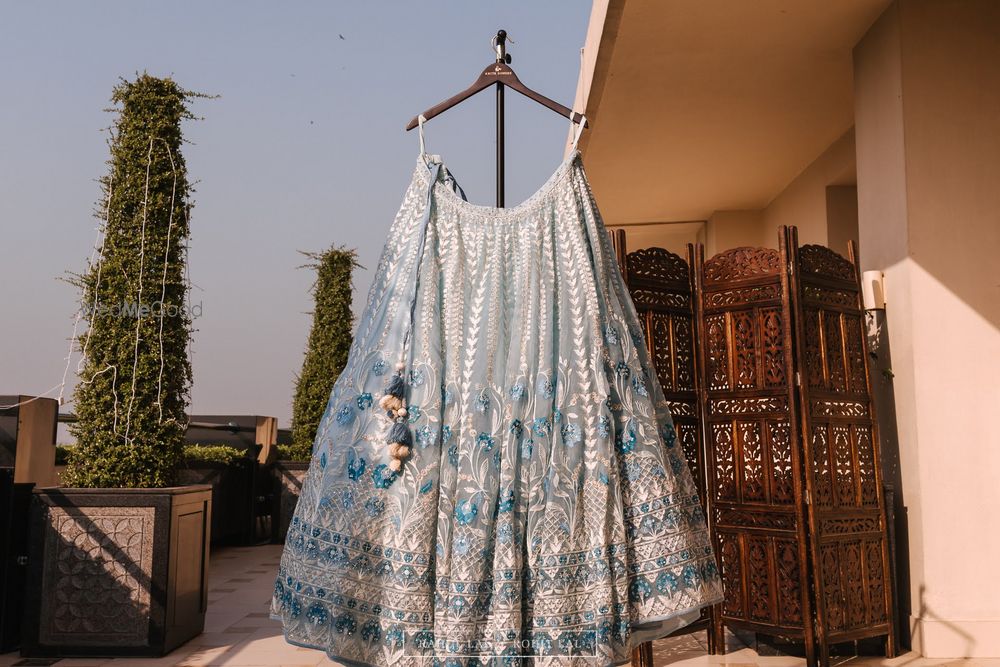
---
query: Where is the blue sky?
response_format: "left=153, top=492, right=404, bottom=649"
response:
left=0, top=2, right=591, bottom=428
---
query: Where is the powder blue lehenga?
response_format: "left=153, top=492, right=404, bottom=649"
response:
left=271, top=120, right=724, bottom=666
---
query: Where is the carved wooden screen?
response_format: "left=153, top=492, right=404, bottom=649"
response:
left=693, top=245, right=816, bottom=658
left=613, top=232, right=714, bottom=655
left=623, top=246, right=707, bottom=502
left=785, top=227, right=896, bottom=661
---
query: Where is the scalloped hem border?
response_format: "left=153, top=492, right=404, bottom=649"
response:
left=271, top=600, right=715, bottom=667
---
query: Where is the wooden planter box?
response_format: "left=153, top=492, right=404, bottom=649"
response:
left=21, top=485, right=212, bottom=658
left=177, top=460, right=258, bottom=546
left=272, top=461, right=308, bottom=543
left=0, top=468, right=33, bottom=652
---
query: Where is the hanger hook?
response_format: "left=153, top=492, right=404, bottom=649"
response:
left=492, top=29, right=513, bottom=64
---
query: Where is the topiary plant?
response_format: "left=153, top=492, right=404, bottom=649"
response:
left=63, top=73, right=209, bottom=488
left=288, top=245, right=361, bottom=461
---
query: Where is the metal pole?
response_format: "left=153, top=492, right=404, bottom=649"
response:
left=494, top=29, right=508, bottom=207
left=497, top=81, right=504, bottom=207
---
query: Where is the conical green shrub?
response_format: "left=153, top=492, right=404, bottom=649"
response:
left=288, top=246, right=361, bottom=461
left=64, top=74, right=207, bottom=488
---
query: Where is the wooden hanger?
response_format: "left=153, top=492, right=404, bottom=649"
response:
left=404, top=30, right=587, bottom=131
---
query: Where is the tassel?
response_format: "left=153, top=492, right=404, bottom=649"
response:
left=388, top=443, right=411, bottom=460
left=388, top=421, right=412, bottom=446
left=384, top=373, right=406, bottom=399
left=380, top=394, right=402, bottom=413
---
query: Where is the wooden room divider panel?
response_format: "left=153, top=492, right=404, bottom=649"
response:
left=611, top=231, right=715, bottom=662
left=692, top=244, right=817, bottom=660
left=623, top=246, right=707, bottom=503
left=610, top=227, right=895, bottom=667
left=784, top=227, right=896, bottom=663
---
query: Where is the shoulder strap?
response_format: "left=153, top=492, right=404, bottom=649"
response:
left=571, top=114, right=588, bottom=152
left=418, top=114, right=428, bottom=157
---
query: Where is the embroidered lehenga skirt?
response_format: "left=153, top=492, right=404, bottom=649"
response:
left=271, top=147, right=724, bottom=666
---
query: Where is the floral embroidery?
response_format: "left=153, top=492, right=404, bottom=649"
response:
left=413, top=629, right=434, bottom=649
left=656, top=571, right=679, bottom=595
left=407, top=405, right=422, bottom=423
left=335, top=403, right=355, bottom=426
left=360, top=619, right=381, bottom=643
left=498, top=488, right=515, bottom=512
left=630, top=328, right=645, bottom=348
left=604, top=323, right=619, bottom=345
left=521, top=439, right=533, bottom=458
left=455, top=499, right=478, bottom=526
left=383, top=625, right=404, bottom=648
left=477, top=432, right=495, bottom=451
left=536, top=376, right=554, bottom=399
left=532, top=417, right=550, bottom=437
left=364, top=497, right=385, bottom=517
left=287, top=597, right=302, bottom=619
left=615, top=427, right=637, bottom=454
left=509, top=419, right=523, bottom=438
left=334, top=612, right=357, bottom=634
left=371, top=463, right=397, bottom=489
left=662, top=423, right=677, bottom=448
left=510, top=383, right=525, bottom=400
left=356, top=392, right=373, bottom=410
left=454, top=533, right=471, bottom=555
left=447, top=444, right=458, bottom=467
left=552, top=407, right=562, bottom=424
left=307, top=603, right=328, bottom=626
left=408, top=369, right=424, bottom=386
left=615, top=361, right=631, bottom=378
left=629, top=576, right=653, bottom=602
left=632, top=374, right=648, bottom=397
left=597, top=415, right=611, bottom=439
left=372, top=359, right=387, bottom=377
left=475, top=389, right=490, bottom=413
left=416, top=425, right=436, bottom=448
left=561, top=422, right=582, bottom=446
left=346, top=454, right=366, bottom=481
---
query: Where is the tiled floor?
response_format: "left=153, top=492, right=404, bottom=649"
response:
left=1, top=544, right=994, bottom=667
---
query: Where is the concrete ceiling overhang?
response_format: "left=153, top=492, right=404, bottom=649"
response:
left=576, top=0, right=891, bottom=223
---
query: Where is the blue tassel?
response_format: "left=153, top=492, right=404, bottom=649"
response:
left=384, top=374, right=406, bottom=399
left=388, top=421, right=412, bottom=446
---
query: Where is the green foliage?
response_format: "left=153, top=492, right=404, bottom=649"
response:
left=182, top=444, right=247, bottom=466
left=55, top=444, right=74, bottom=466
left=288, top=246, right=361, bottom=461
left=64, top=74, right=210, bottom=488
left=274, top=444, right=296, bottom=462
